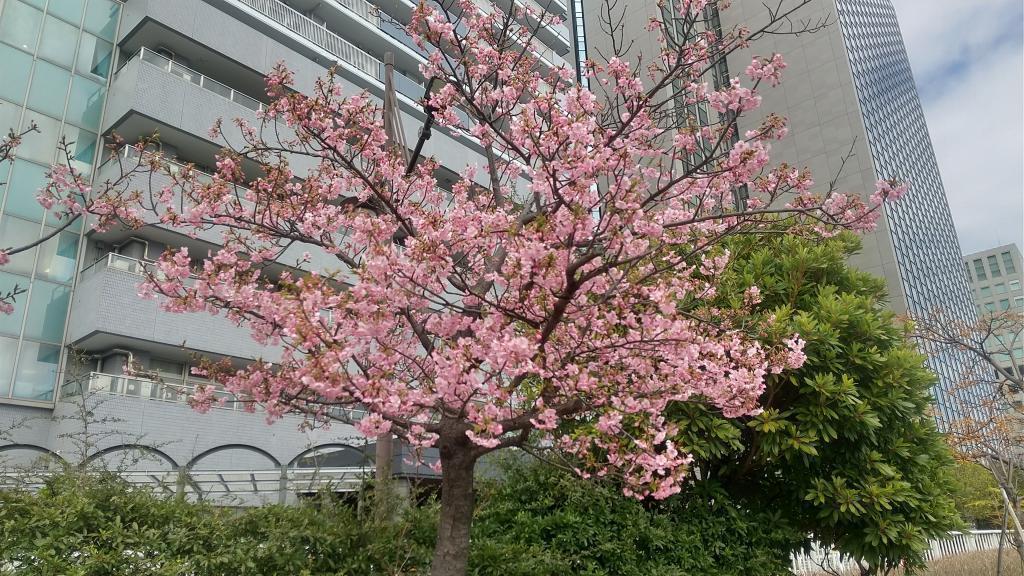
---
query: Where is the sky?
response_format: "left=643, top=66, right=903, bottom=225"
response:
left=891, top=0, right=1024, bottom=255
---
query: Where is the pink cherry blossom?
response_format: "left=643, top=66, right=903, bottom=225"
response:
left=0, top=1, right=914, bottom=571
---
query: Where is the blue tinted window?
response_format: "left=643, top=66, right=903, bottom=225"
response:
left=0, top=44, right=33, bottom=103
left=83, top=0, right=118, bottom=41
left=65, top=74, right=104, bottom=130
left=5, top=160, right=49, bottom=222
left=0, top=1, right=43, bottom=53
left=0, top=271, right=29, bottom=337
left=28, top=60, right=72, bottom=118
left=23, top=279, right=71, bottom=342
left=12, top=340, right=60, bottom=401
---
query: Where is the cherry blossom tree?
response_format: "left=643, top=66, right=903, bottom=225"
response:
left=5, top=0, right=909, bottom=573
left=913, top=308, right=1024, bottom=561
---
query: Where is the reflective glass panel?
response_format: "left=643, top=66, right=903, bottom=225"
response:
left=0, top=99, right=22, bottom=137
left=0, top=44, right=33, bottom=103
left=4, top=160, right=49, bottom=222
left=35, top=228, right=78, bottom=282
left=0, top=335, right=17, bottom=397
left=28, top=60, right=72, bottom=119
left=76, top=33, right=113, bottom=79
left=23, top=279, right=70, bottom=342
left=37, top=15, right=78, bottom=68
left=0, top=1, right=43, bottom=53
left=989, top=255, right=1002, bottom=278
left=0, top=271, right=29, bottom=336
left=46, top=0, right=85, bottom=25
left=18, top=109, right=61, bottom=164
left=1003, top=252, right=1017, bottom=275
left=82, top=0, right=118, bottom=41
left=12, top=340, right=60, bottom=401
left=0, top=216, right=41, bottom=275
left=65, top=74, right=104, bottom=130
left=60, top=124, right=98, bottom=176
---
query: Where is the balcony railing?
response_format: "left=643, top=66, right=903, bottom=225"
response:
left=121, top=47, right=270, bottom=114
left=60, top=372, right=248, bottom=410
left=106, top=144, right=225, bottom=185
left=239, top=0, right=383, bottom=80
left=81, top=251, right=153, bottom=278
left=79, top=252, right=172, bottom=283
left=236, top=0, right=435, bottom=103
left=60, top=371, right=369, bottom=422
left=336, top=0, right=380, bottom=26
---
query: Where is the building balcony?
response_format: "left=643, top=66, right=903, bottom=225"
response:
left=100, top=47, right=326, bottom=174
left=104, top=46, right=264, bottom=138
left=65, top=252, right=282, bottom=362
left=61, top=371, right=368, bottom=422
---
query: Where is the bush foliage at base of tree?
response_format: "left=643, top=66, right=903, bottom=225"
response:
left=469, top=463, right=801, bottom=576
left=0, top=472, right=437, bottom=575
left=1, top=467, right=802, bottom=576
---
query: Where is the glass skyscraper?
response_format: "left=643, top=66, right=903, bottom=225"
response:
left=832, top=0, right=980, bottom=422
left=0, top=0, right=120, bottom=403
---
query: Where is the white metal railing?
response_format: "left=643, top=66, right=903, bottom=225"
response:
left=335, top=0, right=380, bottom=26
left=0, top=467, right=374, bottom=500
left=87, top=251, right=153, bottom=276
left=790, top=530, right=1004, bottom=574
left=109, top=144, right=221, bottom=186
left=239, top=0, right=382, bottom=80
left=123, top=47, right=268, bottom=113
left=59, top=372, right=248, bottom=410
left=61, top=369, right=369, bottom=422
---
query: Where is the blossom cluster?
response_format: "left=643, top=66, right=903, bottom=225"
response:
left=0, top=0, right=905, bottom=500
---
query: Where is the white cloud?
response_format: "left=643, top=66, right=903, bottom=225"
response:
left=892, top=0, right=1024, bottom=254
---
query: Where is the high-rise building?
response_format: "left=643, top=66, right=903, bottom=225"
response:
left=964, top=244, right=1024, bottom=385
left=0, top=0, right=573, bottom=503
left=582, top=0, right=979, bottom=424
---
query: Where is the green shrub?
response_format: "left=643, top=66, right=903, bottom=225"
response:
left=469, top=463, right=801, bottom=576
left=0, top=472, right=435, bottom=575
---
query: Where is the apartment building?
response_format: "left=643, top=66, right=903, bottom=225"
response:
left=583, top=0, right=980, bottom=425
left=0, top=0, right=573, bottom=503
left=964, top=244, right=1024, bottom=382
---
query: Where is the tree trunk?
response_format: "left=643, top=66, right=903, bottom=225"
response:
left=429, top=436, right=477, bottom=576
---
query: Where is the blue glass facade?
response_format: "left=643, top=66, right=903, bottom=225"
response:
left=0, top=0, right=120, bottom=403
left=834, top=0, right=980, bottom=424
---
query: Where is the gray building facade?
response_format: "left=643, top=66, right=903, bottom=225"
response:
left=0, top=0, right=571, bottom=502
left=964, top=244, right=1024, bottom=385
left=582, top=0, right=979, bottom=423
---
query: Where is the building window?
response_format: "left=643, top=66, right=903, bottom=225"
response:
left=1002, top=251, right=1017, bottom=274
left=974, top=258, right=987, bottom=280
left=12, top=341, right=60, bottom=401
left=994, top=283, right=1007, bottom=295
left=985, top=302, right=996, bottom=313
left=1011, top=280, right=1022, bottom=293
left=988, top=254, right=1002, bottom=278
left=999, top=299, right=1011, bottom=311
left=980, top=286, right=992, bottom=298
left=964, top=262, right=972, bottom=282
left=0, top=1, right=43, bottom=54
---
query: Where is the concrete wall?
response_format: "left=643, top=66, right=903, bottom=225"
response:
left=66, top=262, right=282, bottom=362
left=717, top=0, right=908, bottom=312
